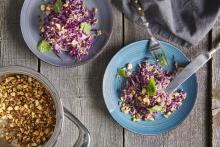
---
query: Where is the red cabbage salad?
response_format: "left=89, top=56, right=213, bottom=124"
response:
left=117, top=61, right=186, bottom=121
left=38, top=0, right=100, bottom=60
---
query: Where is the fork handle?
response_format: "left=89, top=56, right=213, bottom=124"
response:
left=130, top=0, right=159, bottom=51
left=130, top=0, right=154, bottom=38
left=130, top=0, right=145, bottom=16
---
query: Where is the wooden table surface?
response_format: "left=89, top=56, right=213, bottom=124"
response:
left=1, top=0, right=220, bottom=147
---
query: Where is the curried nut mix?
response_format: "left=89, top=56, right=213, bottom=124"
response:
left=0, top=74, right=56, bottom=147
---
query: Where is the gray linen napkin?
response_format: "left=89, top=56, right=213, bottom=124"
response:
left=122, top=0, right=220, bottom=47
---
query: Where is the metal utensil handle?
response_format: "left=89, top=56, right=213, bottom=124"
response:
left=130, top=0, right=144, bottom=16
left=166, top=43, right=220, bottom=96
left=64, top=107, right=91, bottom=147
left=209, top=43, right=220, bottom=56
left=130, top=0, right=156, bottom=40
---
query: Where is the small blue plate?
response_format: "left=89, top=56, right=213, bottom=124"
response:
left=102, top=40, right=198, bottom=135
left=20, top=0, right=113, bottom=67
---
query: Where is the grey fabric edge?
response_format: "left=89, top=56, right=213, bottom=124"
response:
left=122, top=0, right=220, bottom=49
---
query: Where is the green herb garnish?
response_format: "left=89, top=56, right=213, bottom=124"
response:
left=37, top=40, right=52, bottom=53
left=148, top=105, right=165, bottom=112
left=117, top=67, right=126, bottom=77
left=54, top=0, right=63, bottom=13
left=147, top=78, right=157, bottom=96
left=80, top=22, right=92, bottom=35
left=159, top=54, right=168, bottom=66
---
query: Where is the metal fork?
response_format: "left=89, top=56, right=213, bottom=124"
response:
left=130, top=0, right=168, bottom=66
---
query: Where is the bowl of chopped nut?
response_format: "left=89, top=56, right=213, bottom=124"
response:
left=0, top=66, right=90, bottom=147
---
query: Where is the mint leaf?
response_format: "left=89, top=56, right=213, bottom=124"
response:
left=80, top=22, right=92, bottom=35
left=54, top=0, right=63, bottom=13
left=117, top=67, right=126, bottom=77
left=147, top=78, right=157, bottom=96
left=148, top=105, right=165, bottom=112
left=37, top=40, right=52, bottom=53
left=159, top=54, right=168, bottom=66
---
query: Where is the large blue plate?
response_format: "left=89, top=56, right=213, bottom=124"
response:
left=102, top=40, right=198, bottom=135
left=20, top=0, right=112, bottom=67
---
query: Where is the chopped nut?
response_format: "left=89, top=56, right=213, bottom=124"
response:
left=0, top=75, right=56, bottom=146
left=33, top=131, right=39, bottom=136
left=16, top=84, right=22, bottom=89
left=170, top=107, right=176, bottom=112
left=131, top=90, right=136, bottom=95
left=10, top=92, right=16, bottom=97
left=24, top=104, right=28, bottom=109
left=37, top=105, right=42, bottom=110
left=143, top=97, right=150, bottom=106
left=5, top=77, right=15, bottom=83
left=31, top=143, right=38, bottom=146
left=44, top=128, right=50, bottom=135
left=166, top=99, right=172, bottom=105
left=3, top=93, right=7, bottom=98
left=14, top=106, right=19, bottom=111
left=46, top=5, right=51, bottom=11
left=40, top=26, right=45, bottom=33
left=9, top=123, right=14, bottom=128
left=55, top=23, right=61, bottom=30
left=35, top=100, right=39, bottom=107
left=164, top=112, right=172, bottom=118
left=1, top=115, right=7, bottom=119
left=141, top=88, right=147, bottom=95
left=40, top=4, right=46, bottom=11
left=126, top=71, right=132, bottom=77
left=132, top=114, right=141, bottom=122
left=127, top=63, right=132, bottom=70
left=2, top=103, right=6, bottom=110
left=31, top=112, right=36, bottom=118
left=71, top=40, right=78, bottom=46
left=63, top=3, right=68, bottom=7
left=7, top=114, right=13, bottom=119
left=28, top=77, right=32, bottom=82
left=120, top=105, right=130, bottom=113
left=29, top=104, right=34, bottom=108
left=7, top=107, right=13, bottom=111
left=23, top=85, right=28, bottom=88
left=40, top=132, right=44, bottom=136
left=156, top=97, right=161, bottom=103
left=25, top=93, right=29, bottom=97
left=36, top=119, right=40, bottom=124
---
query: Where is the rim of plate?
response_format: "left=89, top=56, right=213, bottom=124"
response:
left=20, top=0, right=113, bottom=67
left=102, top=40, right=198, bottom=135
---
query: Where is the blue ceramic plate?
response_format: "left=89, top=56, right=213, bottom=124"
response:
left=103, top=40, right=198, bottom=135
left=20, top=0, right=113, bottom=67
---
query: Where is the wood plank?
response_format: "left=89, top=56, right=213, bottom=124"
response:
left=123, top=16, right=209, bottom=147
left=211, top=16, right=220, bottom=147
left=0, top=0, right=38, bottom=68
left=39, top=4, right=124, bottom=147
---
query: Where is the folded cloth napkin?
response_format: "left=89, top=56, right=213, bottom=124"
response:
left=122, top=0, right=220, bottom=47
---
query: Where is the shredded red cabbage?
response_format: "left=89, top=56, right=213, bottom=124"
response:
left=40, top=0, right=97, bottom=60
left=119, top=62, right=187, bottom=121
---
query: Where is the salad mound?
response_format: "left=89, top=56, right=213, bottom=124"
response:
left=118, top=62, right=186, bottom=121
left=38, top=0, right=99, bottom=60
